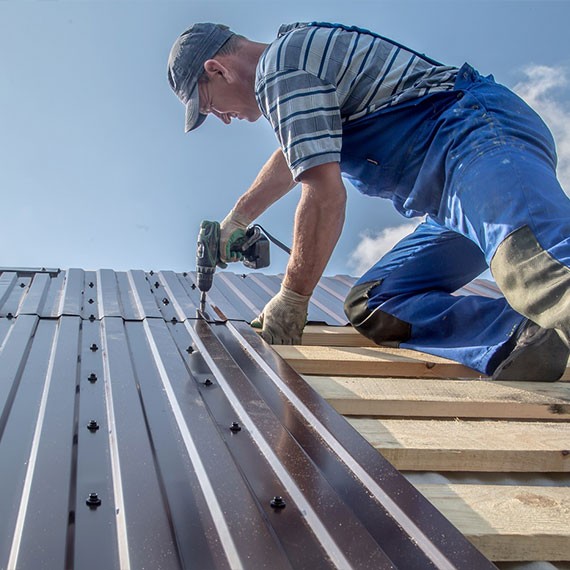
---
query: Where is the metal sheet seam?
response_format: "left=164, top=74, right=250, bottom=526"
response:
left=246, top=274, right=276, bottom=296
left=126, top=270, right=146, bottom=320
left=7, top=319, right=60, bottom=570
left=142, top=319, right=243, bottom=570
left=184, top=320, right=353, bottom=570
left=226, top=321, right=458, bottom=570
left=315, top=281, right=345, bottom=302
left=307, top=295, right=346, bottom=325
left=218, top=273, right=261, bottom=315
left=100, top=318, right=132, bottom=570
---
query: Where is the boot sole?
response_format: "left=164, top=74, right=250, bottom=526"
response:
left=492, top=328, right=569, bottom=382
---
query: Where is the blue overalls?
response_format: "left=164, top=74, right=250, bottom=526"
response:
left=340, top=63, right=570, bottom=374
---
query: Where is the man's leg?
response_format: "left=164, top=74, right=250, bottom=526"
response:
left=434, top=72, right=570, bottom=366
left=344, top=219, right=526, bottom=375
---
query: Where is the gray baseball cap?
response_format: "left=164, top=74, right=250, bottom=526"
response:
left=167, top=23, right=235, bottom=132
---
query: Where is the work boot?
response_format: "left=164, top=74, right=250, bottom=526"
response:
left=492, top=320, right=569, bottom=382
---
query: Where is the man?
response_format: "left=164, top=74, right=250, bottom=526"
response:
left=167, top=22, right=570, bottom=381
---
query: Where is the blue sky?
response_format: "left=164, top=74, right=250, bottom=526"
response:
left=1, top=0, right=569, bottom=276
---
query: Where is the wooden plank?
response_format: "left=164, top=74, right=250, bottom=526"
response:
left=305, top=376, right=570, bottom=420
left=415, top=484, right=570, bottom=561
left=275, top=345, right=481, bottom=378
left=349, top=418, right=570, bottom=472
left=300, top=325, right=380, bottom=347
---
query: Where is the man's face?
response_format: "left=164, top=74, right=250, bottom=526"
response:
left=198, top=71, right=262, bottom=125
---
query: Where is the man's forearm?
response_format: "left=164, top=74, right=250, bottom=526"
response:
left=283, top=163, right=347, bottom=296
left=233, top=148, right=297, bottom=222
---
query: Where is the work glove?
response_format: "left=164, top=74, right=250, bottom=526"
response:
left=219, top=209, right=250, bottom=265
left=251, top=286, right=310, bottom=344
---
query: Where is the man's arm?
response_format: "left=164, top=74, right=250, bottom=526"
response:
left=233, top=148, right=297, bottom=221
left=252, top=161, right=347, bottom=344
left=284, top=162, right=347, bottom=295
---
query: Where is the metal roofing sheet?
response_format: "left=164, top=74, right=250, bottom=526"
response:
left=0, top=268, right=498, bottom=325
left=0, top=267, right=496, bottom=569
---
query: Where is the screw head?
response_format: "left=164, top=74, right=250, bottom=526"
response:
left=270, top=496, right=286, bottom=509
left=186, top=346, right=194, bottom=354
left=86, top=492, right=102, bottom=508
left=162, top=298, right=169, bottom=305
left=204, top=378, right=213, bottom=386
left=88, top=373, right=98, bottom=383
left=88, top=282, right=94, bottom=288
left=90, top=343, right=98, bottom=352
left=87, top=420, right=100, bottom=432
left=154, top=281, right=160, bottom=288
left=229, top=422, right=242, bottom=432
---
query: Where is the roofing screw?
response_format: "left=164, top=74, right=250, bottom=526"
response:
left=88, top=373, right=98, bottom=383
left=190, top=283, right=196, bottom=290
left=171, top=317, right=178, bottom=324
left=89, top=315, right=96, bottom=322
left=186, top=346, right=194, bottom=354
left=162, top=298, right=169, bottom=305
left=88, top=299, right=94, bottom=304
left=7, top=313, right=13, bottom=320
left=20, top=283, right=26, bottom=288
left=86, top=492, right=101, bottom=508
left=88, top=282, right=94, bottom=288
left=204, top=378, right=213, bottom=386
left=90, top=343, right=98, bottom=352
left=154, top=282, right=160, bottom=288
left=183, top=272, right=188, bottom=277
left=87, top=420, right=100, bottom=432
left=229, top=422, right=242, bottom=433
left=149, top=270, right=154, bottom=276
left=270, top=496, right=286, bottom=509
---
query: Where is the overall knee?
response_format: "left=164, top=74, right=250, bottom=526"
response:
left=344, top=281, right=411, bottom=344
left=491, top=225, right=570, bottom=346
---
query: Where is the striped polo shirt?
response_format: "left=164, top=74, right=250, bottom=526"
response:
left=255, top=22, right=458, bottom=180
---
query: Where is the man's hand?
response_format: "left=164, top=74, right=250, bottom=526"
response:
left=219, top=209, right=250, bottom=264
left=252, top=286, right=310, bottom=344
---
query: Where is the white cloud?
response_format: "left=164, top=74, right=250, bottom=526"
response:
left=513, top=65, right=570, bottom=190
left=348, top=221, right=420, bottom=275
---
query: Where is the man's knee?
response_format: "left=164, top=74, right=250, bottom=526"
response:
left=491, top=225, right=570, bottom=346
left=344, top=281, right=411, bottom=344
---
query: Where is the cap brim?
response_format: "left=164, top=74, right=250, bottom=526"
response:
left=184, top=87, right=207, bottom=133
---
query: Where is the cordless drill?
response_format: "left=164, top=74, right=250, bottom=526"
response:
left=195, top=220, right=270, bottom=312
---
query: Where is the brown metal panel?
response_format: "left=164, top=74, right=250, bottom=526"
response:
left=0, top=319, right=56, bottom=569
left=127, top=269, right=163, bottom=319
left=0, top=272, right=18, bottom=315
left=14, top=317, right=81, bottom=570
left=0, top=267, right=499, bottom=569
left=0, top=315, right=38, bottom=436
left=18, top=272, right=51, bottom=316
left=73, top=317, right=182, bottom=570
left=61, top=268, right=86, bottom=317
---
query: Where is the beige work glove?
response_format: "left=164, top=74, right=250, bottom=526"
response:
left=251, top=286, right=310, bottom=344
left=219, top=209, right=251, bottom=265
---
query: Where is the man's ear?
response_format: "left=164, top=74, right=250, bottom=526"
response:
left=203, top=59, right=233, bottom=82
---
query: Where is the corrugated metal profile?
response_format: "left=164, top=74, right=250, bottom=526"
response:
left=0, top=268, right=499, bottom=325
left=0, top=268, right=497, bottom=569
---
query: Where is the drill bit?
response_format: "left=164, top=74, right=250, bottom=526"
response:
left=199, top=291, right=207, bottom=313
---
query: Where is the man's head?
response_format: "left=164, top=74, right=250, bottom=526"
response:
left=167, top=23, right=265, bottom=132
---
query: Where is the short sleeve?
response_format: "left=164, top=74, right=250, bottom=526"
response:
left=256, top=69, right=342, bottom=180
